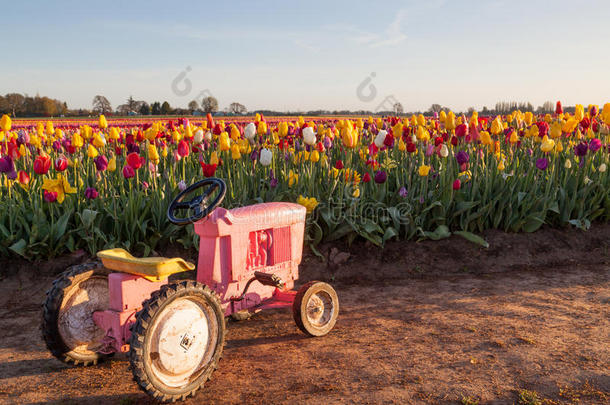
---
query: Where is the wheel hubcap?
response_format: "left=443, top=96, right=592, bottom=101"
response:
left=58, top=276, right=108, bottom=355
left=306, top=291, right=334, bottom=327
left=148, top=297, right=217, bottom=388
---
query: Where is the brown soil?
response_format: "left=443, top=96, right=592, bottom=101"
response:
left=0, top=225, right=608, bottom=404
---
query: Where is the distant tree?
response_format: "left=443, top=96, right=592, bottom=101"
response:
left=188, top=100, right=199, bottom=112
left=116, top=104, right=131, bottom=115
left=201, top=96, right=219, bottom=114
left=160, top=101, right=172, bottom=115
left=541, top=101, right=554, bottom=114
left=229, top=102, right=247, bottom=115
left=393, top=102, right=404, bottom=115
left=92, top=95, right=112, bottom=114
left=466, top=107, right=476, bottom=115
left=139, top=102, right=151, bottom=115
left=126, top=95, right=137, bottom=112
left=428, top=103, right=443, bottom=114
left=151, top=101, right=162, bottom=115
left=5, top=93, right=26, bottom=116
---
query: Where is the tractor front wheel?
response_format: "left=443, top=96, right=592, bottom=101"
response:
left=293, top=281, right=339, bottom=337
left=41, top=262, right=113, bottom=366
left=129, top=281, right=225, bottom=403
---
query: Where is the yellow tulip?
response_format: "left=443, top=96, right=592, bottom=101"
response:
left=257, top=121, right=268, bottom=135
left=278, top=121, right=288, bottom=137
left=540, top=136, right=555, bottom=153
left=445, top=111, right=456, bottom=131
left=352, top=187, right=360, bottom=198
left=46, top=121, right=54, bottom=136
left=42, top=174, right=76, bottom=204
left=210, top=151, right=219, bottom=165
left=92, top=133, right=106, bottom=148
left=550, top=122, right=562, bottom=139
left=161, top=146, right=168, bottom=158
left=99, top=114, right=108, bottom=129
left=148, top=144, right=160, bottom=164
left=310, top=150, right=320, bottom=163
left=439, top=110, right=447, bottom=124
left=574, top=104, right=584, bottom=122
left=72, top=133, right=84, bottom=148
left=398, top=137, right=406, bottom=151
left=230, top=125, right=240, bottom=141
left=490, top=116, right=503, bottom=135
left=418, top=165, right=431, bottom=177
left=417, top=114, right=426, bottom=127
left=109, top=127, right=120, bottom=140
left=524, top=112, right=534, bottom=126
left=0, top=114, right=12, bottom=132
left=108, top=156, right=117, bottom=171
left=231, top=144, right=241, bottom=160
left=87, top=144, right=99, bottom=158
left=288, top=170, right=299, bottom=187
left=497, top=160, right=505, bottom=171
left=509, top=130, right=519, bottom=144
left=219, top=132, right=231, bottom=151
left=297, top=195, right=319, bottom=214
left=479, top=131, right=492, bottom=145
left=555, top=141, right=563, bottom=153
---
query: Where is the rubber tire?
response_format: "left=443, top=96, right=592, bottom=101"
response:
left=129, top=280, right=225, bottom=403
left=41, top=262, right=113, bottom=366
left=293, top=281, right=339, bottom=337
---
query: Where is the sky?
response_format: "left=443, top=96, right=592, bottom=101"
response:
left=2, top=0, right=610, bottom=113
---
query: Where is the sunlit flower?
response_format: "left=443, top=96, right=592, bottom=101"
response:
left=297, top=195, right=319, bottom=214
left=42, top=174, right=76, bottom=203
left=418, top=165, right=431, bottom=177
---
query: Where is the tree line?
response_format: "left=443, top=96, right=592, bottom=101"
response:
left=0, top=92, right=580, bottom=118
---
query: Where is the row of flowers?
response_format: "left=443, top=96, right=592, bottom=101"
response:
left=0, top=102, right=608, bottom=259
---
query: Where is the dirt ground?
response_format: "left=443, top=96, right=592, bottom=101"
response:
left=0, top=225, right=608, bottom=405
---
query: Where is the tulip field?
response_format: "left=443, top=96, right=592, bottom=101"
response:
left=0, top=104, right=608, bottom=261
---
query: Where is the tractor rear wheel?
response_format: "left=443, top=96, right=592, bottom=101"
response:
left=293, top=281, right=339, bottom=337
left=41, top=262, right=113, bottom=366
left=129, top=280, right=225, bottom=402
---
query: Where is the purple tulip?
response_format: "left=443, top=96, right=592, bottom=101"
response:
left=455, top=150, right=470, bottom=165
left=426, top=143, right=435, bottom=157
left=17, top=131, right=30, bottom=145
left=6, top=170, right=17, bottom=180
left=589, top=138, right=602, bottom=152
left=574, top=142, right=588, bottom=157
left=269, top=169, right=278, bottom=188
left=398, top=186, right=408, bottom=197
left=536, top=158, right=548, bottom=171
left=84, top=187, right=99, bottom=199
left=250, top=149, right=259, bottom=162
left=0, top=156, right=13, bottom=173
left=94, top=155, right=108, bottom=171
left=52, top=140, right=63, bottom=152
left=323, top=136, right=332, bottom=150
left=178, top=180, right=187, bottom=191
left=374, top=170, right=387, bottom=184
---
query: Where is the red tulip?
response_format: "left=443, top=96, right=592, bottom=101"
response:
left=18, top=170, right=30, bottom=186
left=43, top=190, right=58, bottom=203
left=200, top=162, right=217, bottom=177
left=126, top=152, right=144, bottom=169
left=450, top=136, right=458, bottom=146
left=54, top=156, right=68, bottom=172
left=362, top=172, right=371, bottom=183
left=406, top=142, right=416, bottom=153
left=206, top=113, right=214, bottom=130
left=34, top=155, right=51, bottom=175
left=334, top=160, right=344, bottom=170
left=177, top=140, right=189, bottom=157
left=122, top=164, right=135, bottom=179
left=453, top=179, right=461, bottom=190
left=555, top=101, right=563, bottom=115
left=455, top=124, right=468, bottom=137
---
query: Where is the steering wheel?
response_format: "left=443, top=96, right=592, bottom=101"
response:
left=167, top=178, right=226, bottom=225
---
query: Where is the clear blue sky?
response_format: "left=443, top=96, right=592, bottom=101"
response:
left=2, top=0, right=609, bottom=112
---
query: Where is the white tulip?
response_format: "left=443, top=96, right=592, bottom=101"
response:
left=599, top=163, right=607, bottom=173
left=193, top=129, right=204, bottom=144
left=374, top=130, right=387, bottom=148
left=260, top=148, right=273, bottom=166
left=204, top=131, right=212, bottom=142
left=302, top=127, right=316, bottom=145
left=439, top=144, right=449, bottom=158
left=244, top=122, right=256, bottom=140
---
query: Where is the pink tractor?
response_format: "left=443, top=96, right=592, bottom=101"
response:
left=42, top=178, right=339, bottom=402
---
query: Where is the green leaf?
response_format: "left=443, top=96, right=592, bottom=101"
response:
left=9, top=239, right=27, bottom=258
left=79, top=209, right=98, bottom=229
left=454, top=231, right=489, bottom=248
left=422, top=225, right=451, bottom=240
left=382, top=227, right=398, bottom=244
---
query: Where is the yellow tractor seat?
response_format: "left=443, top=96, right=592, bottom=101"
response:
left=97, top=248, right=195, bottom=281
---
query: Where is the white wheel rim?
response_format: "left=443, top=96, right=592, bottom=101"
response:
left=306, top=291, right=334, bottom=327
left=58, top=276, right=108, bottom=355
left=148, top=297, right=217, bottom=388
